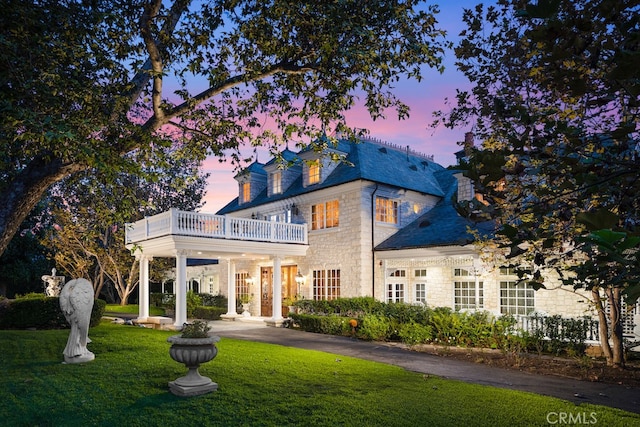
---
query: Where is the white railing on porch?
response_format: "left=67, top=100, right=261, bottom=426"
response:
left=125, top=208, right=308, bottom=245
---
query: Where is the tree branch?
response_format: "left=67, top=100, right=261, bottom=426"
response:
left=143, top=61, right=316, bottom=131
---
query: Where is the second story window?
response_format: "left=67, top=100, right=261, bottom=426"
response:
left=241, top=182, right=251, bottom=203
left=271, top=171, right=282, bottom=195
left=308, top=160, right=320, bottom=185
left=311, top=200, right=339, bottom=230
left=375, top=197, right=398, bottom=224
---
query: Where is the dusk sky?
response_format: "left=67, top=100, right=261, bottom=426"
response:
left=200, top=1, right=483, bottom=213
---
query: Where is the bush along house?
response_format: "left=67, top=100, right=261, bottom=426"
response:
left=126, top=134, right=639, bottom=343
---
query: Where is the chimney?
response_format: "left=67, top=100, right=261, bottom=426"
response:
left=464, top=132, right=474, bottom=156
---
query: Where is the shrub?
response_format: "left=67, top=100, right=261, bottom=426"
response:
left=186, top=291, right=202, bottom=318
left=0, top=297, right=105, bottom=330
left=288, top=313, right=351, bottom=335
left=383, top=302, right=431, bottom=324
left=398, top=321, right=433, bottom=345
left=358, top=314, right=392, bottom=341
left=199, top=293, right=227, bottom=308
left=193, top=306, right=226, bottom=320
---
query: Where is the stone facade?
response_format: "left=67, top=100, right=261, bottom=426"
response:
left=170, top=138, right=638, bottom=337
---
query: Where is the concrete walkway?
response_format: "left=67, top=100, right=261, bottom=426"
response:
left=207, top=319, right=640, bottom=415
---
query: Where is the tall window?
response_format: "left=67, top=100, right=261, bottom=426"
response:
left=415, top=269, right=427, bottom=303
left=499, top=267, right=534, bottom=315
left=454, top=268, right=483, bottom=310
left=311, top=200, right=339, bottom=230
left=313, top=269, right=340, bottom=300
left=376, top=197, right=398, bottom=224
left=235, top=272, right=250, bottom=301
left=308, top=160, right=320, bottom=185
left=241, top=182, right=251, bottom=203
left=387, top=269, right=406, bottom=303
left=271, top=171, right=282, bottom=194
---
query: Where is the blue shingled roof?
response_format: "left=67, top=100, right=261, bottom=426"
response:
left=218, top=138, right=445, bottom=214
left=375, top=169, right=495, bottom=250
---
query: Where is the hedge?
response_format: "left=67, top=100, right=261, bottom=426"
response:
left=193, top=306, right=226, bottom=320
left=0, top=297, right=106, bottom=330
left=288, top=313, right=353, bottom=336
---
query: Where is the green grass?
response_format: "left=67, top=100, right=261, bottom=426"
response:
left=104, top=304, right=165, bottom=316
left=1, top=322, right=638, bottom=427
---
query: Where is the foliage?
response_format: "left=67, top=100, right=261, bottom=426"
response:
left=186, top=291, right=203, bottom=318
left=289, top=298, right=594, bottom=356
left=435, top=0, right=640, bottom=368
left=358, top=314, right=394, bottom=342
left=397, top=321, right=434, bottom=345
left=295, top=297, right=385, bottom=316
left=0, top=297, right=105, bottom=329
left=288, top=313, right=352, bottom=336
left=0, top=0, right=449, bottom=260
left=41, top=147, right=207, bottom=304
left=179, top=320, right=211, bottom=338
left=0, top=201, right=55, bottom=298
left=2, top=323, right=635, bottom=426
left=199, top=293, right=227, bottom=308
left=192, top=306, right=226, bottom=321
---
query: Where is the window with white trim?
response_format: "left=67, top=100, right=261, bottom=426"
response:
left=241, top=182, right=250, bottom=203
left=454, top=268, right=483, bottom=310
left=313, top=269, right=340, bottom=300
left=271, top=171, right=282, bottom=194
left=387, top=269, right=406, bottom=303
left=499, top=267, right=535, bottom=315
left=308, top=160, right=320, bottom=185
left=415, top=283, right=426, bottom=304
left=311, top=200, right=339, bottom=230
left=376, top=197, right=398, bottom=224
left=414, top=269, right=427, bottom=303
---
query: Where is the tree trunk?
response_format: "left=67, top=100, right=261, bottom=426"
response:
left=606, top=287, right=625, bottom=368
left=592, top=289, right=614, bottom=364
left=0, top=155, right=85, bottom=258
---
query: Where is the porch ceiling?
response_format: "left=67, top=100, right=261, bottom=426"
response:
left=127, top=234, right=309, bottom=260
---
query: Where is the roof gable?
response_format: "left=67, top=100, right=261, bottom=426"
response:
left=375, top=169, right=495, bottom=250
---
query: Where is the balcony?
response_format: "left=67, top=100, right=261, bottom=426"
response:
left=126, top=208, right=308, bottom=246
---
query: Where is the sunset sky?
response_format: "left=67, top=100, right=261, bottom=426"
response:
left=200, top=1, right=481, bottom=213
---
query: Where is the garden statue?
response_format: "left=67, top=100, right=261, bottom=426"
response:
left=59, top=278, right=95, bottom=364
left=42, top=268, right=65, bottom=297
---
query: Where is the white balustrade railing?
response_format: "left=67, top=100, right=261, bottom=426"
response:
left=126, top=208, right=307, bottom=245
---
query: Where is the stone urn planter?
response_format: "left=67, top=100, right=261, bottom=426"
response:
left=167, top=321, right=220, bottom=396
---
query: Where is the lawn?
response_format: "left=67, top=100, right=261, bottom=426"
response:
left=1, top=322, right=638, bottom=427
left=104, top=304, right=165, bottom=316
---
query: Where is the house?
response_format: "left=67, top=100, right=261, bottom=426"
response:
left=126, top=135, right=639, bottom=339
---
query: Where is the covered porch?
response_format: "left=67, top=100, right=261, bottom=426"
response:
left=126, top=209, right=308, bottom=327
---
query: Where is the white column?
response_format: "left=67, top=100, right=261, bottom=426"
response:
left=137, top=254, right=150, bottom=321
left=272, top=255, right=283, bottom=321
left=174, top=250, right=188, bottom=327
left=225, top=259, right=237, bottom=316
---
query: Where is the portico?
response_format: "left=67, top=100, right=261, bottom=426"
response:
left=126, top=209, right=308, bottom=327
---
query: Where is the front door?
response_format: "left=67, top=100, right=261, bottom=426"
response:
left=260, top=265, right=298, bottom=317
left=260, top=267, right=272, bottom=317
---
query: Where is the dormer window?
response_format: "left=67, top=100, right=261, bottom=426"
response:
left=308, top=160, right=320, bottom=185
left=271, top=171, right=282, bottom=195
left=375, top=197, right=398, bottom=224
left=241, top=182, right=251, bottom=204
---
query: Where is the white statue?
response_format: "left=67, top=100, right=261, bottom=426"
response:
left=59, top=278, right=95, bottom=364
left=42, top=268, right=64, bottom=297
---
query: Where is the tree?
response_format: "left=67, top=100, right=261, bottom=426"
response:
left=43, top=148, right=208, bottom=304
left=0, top=201, right=55, bottom=298
left=436, top=0, right=639, bottom=367
left=0, top=0, right=449, bottom=258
